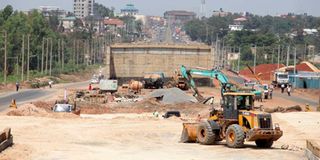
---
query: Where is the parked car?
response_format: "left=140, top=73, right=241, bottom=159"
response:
left=162, top=111, right=181, bottom=119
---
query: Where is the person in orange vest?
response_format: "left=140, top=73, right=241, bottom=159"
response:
left=89, top=84, right=92, bottom=91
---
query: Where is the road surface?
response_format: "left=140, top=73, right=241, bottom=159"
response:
left=0, top=81, right=89, bottom=111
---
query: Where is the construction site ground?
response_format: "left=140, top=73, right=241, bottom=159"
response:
left=0, top=82, right=319, bottom=159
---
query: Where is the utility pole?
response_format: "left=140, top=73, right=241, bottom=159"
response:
left=76, top=40, right=79, bottom=67
left=21, top=35, right=25, bottom=81
left=49, top=38, right=52, bottom=76
left=58, top=39, right=61, bottom=72
left=3, top=31, right=7, bottom=84
left=41, top=37, right=44, bottom=74
left=237, top=47, right=241, bottom=73
left=46, top=38, right=49, bottom=74
left=294, top=47, right=297, bottom=87
left=73, top=39, right=76, bottom=67
left=62, top=40, right=64, bottom=71
left=254, top=45, right=257, bottom=74
left=286, top=45, right=290, bottom=67
left=27, top=34, right=30, bottom=81
left=277, top=45, right=280, bottom=70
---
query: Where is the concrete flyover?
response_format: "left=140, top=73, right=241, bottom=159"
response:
left=105, top=43, right=215, bottom=83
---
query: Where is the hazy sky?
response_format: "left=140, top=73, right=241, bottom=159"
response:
left=0, top=0, right=319, bottom=16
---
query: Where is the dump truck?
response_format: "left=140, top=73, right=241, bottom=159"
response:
left=180, top=65, right=283, bottom=148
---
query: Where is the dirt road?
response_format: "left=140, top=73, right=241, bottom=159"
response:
left=0, top=112, right=316, bottom=160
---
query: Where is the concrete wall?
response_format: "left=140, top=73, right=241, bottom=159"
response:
left=106, top=44, right=214, bottom=78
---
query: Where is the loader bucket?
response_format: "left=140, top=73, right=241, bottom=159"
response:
left=180, top=122, right=199, bottom=143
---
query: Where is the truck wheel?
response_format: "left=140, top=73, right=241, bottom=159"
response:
left=197, top=121, right=216, bottom=145
left=226, top=124, right=245, bottom=148
left=255, top=139, right=274, bottom=148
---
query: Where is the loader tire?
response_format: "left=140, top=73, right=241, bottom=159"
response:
left=255, top=139, right=274, bottom=148
left=197, top=121, right=215, bottom=145
left=226, top=124, right=245, bottom=148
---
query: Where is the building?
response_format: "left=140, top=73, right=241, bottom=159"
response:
left=59, top=16, right=77, bottom=31
left=39, top=6, right=67, bottom=18
left=212, top=8, right=231, bottom=17
left=234, top=17, right=247, bottom=25
left=120, top=4, right=139, bottom=17
left=164, top=10, right=196, bottom=24
left=229, top=25, right=244, bottom=31
left=104, top=18, right=124, bottom=31
left=74, top=0, right=95, bottom=18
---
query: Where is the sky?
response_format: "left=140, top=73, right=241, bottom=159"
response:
left=0, top=0, right=319, bottom=17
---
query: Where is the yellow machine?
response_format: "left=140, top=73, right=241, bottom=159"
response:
left=181, top=92, right=283, bottom=148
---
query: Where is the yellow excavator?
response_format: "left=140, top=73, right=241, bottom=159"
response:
left=180, top=65, right=283, bottom=148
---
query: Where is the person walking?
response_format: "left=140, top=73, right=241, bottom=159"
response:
left=281, top=84, right=285, bottom=93
left=88, top=84, right=92, bottom=91
left=269, top=84, right=273, bottom=99
left=48, top=81, right=53, bottom=88
left=287, top=85, right=291, bottom=96
left=15, top=81, right=20, bottom=92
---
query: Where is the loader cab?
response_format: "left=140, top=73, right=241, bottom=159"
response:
left=222, top=93, right=255, bottom=120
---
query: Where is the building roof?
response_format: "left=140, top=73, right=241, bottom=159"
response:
left=296, top=61, right=320, bottom=72
left=104, top=18, right=124, bottom=26
left=60, top=16, right=76, bottom=21
left=234, top=17, right=247, bottom=22
left=240, top=64, right=286, bottom=80
left=121, top=4, right=138, bottom=12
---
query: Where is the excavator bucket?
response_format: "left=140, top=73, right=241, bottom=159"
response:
left=180, top=122, right=199, bottom=143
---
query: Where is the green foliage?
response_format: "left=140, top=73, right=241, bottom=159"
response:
left=0, top=5, right=104, bottom=84
left=94, top=3, right=114, bottom=18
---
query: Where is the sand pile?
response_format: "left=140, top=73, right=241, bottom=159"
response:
left=6, top=103, right=79, bottom=118
left=7, top=103, right=49, bottom=117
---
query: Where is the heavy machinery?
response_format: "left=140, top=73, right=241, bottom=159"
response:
left=180, top=65, right=283, bottom=148
left=246, top=64, right=269, bottom=99
left=143, top=72, right=165, bottom=89
left=272, top=71, right=289, bottom=87
left=166, top=69, right=189, bottom=90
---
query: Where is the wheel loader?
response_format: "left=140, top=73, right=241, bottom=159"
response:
left=181, top=92, right=283, bottom=148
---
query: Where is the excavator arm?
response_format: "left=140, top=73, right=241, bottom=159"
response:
left=180, top=65, right=234, bottom=101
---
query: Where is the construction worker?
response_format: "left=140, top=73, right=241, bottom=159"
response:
left=48, top=81, right=53, bottom=88
left=269, top=84, right=274, bottom=99
left=196, top=114, right=202, bottom=122
left=15, top=81, right=20, bottom=92
left=88, top=84, right=92, bottom=91
left=281, top=84, right=285, bottom=93
left=287, top=85, right=291, bottom=96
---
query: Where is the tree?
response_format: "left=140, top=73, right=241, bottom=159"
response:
left=94, top=3, right=114, bottom=18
